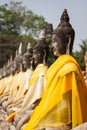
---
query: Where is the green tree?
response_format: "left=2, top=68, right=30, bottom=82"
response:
left=73, top=39, right=87, bottom=70
left=0, top=1, right=46, bottom=67
left=0, top=1, right=46, bottom=37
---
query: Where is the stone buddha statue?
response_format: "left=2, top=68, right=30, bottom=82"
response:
left=52, top=9, right=75, bottom=55
left=1, top=43, right=23, bottom=109
left=22, top=43, right=33, bottom=72
left=22, top=9, right=87, bottom=130
left=14, top=42, right=23, bottom=73
left=45, top=22, right=53, bottom=38
left=8, top=43, right=34, bottom=108
left=33, top=30, right=49, bottom=66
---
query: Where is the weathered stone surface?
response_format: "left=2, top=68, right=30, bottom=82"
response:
left=0, top=121, right=9, bottom=130
left=16, top=112, right=32, bottom=130
left=71, top=123, right=87, bottom=130
left=9, top=125, right=16, bottom=130
left=14, top=108, right=33, bottom=125
left=2, top=98, right=14, bottom=109
left=0, top=95, right=8, bottom=105
left=45, top=125, right=71, bottom=130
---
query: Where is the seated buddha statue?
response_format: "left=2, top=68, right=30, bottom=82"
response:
left=23, top=9, right=87, bottom=130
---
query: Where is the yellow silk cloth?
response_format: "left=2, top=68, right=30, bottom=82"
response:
left=21, top=64, right=48, bottom=110
left=6, top=64, right=48, bottom=122
left=8, top=73, right=18, bottom=98
left=6, top=71, right=26, bottom=122
left=9, top=72, right=24, bottom=98
left=3, top=75, right=13, bottom=94
left=6, top=111, right=17, bottom=122
left=0, top=77, right=8, bottom=95
left=28, top=64, right=48, bottom=87
left=23, top=55, right=87, bottom=130
left=13, top=69, right=33, bottom=104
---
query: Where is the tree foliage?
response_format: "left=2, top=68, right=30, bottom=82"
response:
left=73, top=39, right=87, bottom=70
left=0, top=1, right=46, bottom=67
left=0, top=1, right=46, bottom=37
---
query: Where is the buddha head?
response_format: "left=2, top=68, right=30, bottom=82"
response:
left=52, top=9, right=75, bottom=56
left=14, top=43, right=23, bottom=73
left=0, top=68, right=3, bottom=79
left=33, top=31, right=49, bottom=66
left=9, top=60, right=17, bottom=75
left=2, top=65, right=7, bottom=78
left=6, top=56, right=13, bottom=76
left=22, top=43, right=33, bottom=71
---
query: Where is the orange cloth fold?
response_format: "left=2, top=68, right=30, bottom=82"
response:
left=6, top=111, right=17, bottom=122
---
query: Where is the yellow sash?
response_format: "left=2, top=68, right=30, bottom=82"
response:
left=29, top=64, right=48, bottom=87
left=6, top=64, right=48, bottom=122
left=23, top=55, right=87, bottom=130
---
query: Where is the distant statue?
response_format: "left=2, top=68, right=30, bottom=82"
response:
left=14, top=42, right=23, bottom=72
left=33, top=30, right=49, bottom=66
left=45, top=22, right=53, bottom=38
left=1, top=43, right=23, bottom=109
left=8, top=43, right=33, bottom=106
left=22, top=43, right=33, bottom=71
left=6, top=56, right=12, bottom=76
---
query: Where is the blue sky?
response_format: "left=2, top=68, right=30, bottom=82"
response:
left=1, top=0, right=87, bottom=52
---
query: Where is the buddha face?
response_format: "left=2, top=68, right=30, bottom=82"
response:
left=51, top=34, right=62, bottom=56
left=22, top=58, right=28, bottom=71
left=33, top=49, right=44, bottom=65
left=11, top=61, right=17, bottom=74
left=52, top=34, right=67, bottom=56
left=22, top=57, right=31, bottom=71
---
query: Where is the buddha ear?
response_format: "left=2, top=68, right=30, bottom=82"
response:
left=43, top=50, right=46, bottom=65
left=66, top=35, right=71, bottom=55
left=30, top=58, right=35, bottom=70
